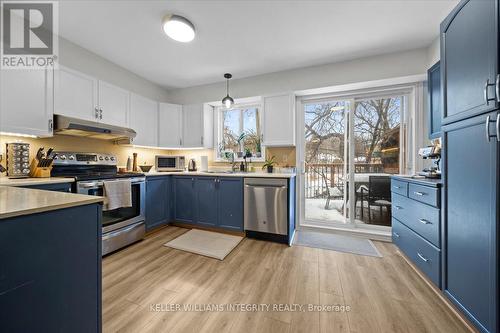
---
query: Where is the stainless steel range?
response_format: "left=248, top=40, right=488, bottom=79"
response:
left=51, top=152, right=145, bottom=255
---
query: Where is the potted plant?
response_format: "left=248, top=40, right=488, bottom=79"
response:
left=262, top=156, right=277, bottom=173
left=255, top=137, right=262, bottom=158
left=236, top=133, right=246, bottom=158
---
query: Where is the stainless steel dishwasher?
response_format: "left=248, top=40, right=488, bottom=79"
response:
left=244, top=178, right=288, bottom=235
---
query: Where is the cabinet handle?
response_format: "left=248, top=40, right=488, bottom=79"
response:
left=48, top=119, right=53, bottom=131
left=418, top=218, right=431, bottom=225
left=201, top=136, right=204, bottom=145
left=394, top=206, right=402, bottom=210
left=393, top=186, right=401, bottom=189
left=95, top=107, right=100, bottom=119
left=496, top=74, right=500, bottom=102
left=484, top=79, right=496, bottom=105
left=99, top=108, right=103, bottom=120
left=485, top=115, right=498, bottom=142
left=392, top=232, right=400, bottom=238
left=496, top=113, right=500, bottom=142
left=417, top=252, right=429, bottom=263
left=413, top=191, right=425, bottom=196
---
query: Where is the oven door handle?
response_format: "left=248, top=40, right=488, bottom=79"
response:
left=102, top=222, right=143, bottom=241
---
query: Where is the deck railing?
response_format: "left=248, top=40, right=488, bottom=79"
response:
left=305, top=163, right=384, bottom=198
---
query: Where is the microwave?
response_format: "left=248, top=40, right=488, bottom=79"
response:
left=155, top=155, right=185, bottom=171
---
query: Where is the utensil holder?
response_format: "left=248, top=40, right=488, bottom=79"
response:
left=29, top=159, right=52, bottom=178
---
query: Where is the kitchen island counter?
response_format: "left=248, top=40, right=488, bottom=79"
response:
left=0, top=186, right=103, bottom=219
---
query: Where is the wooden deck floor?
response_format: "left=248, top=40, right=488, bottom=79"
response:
left=102, top=226, right=470, bottom=333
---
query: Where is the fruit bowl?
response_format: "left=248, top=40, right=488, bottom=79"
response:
left=139, top=165, right=153, bottom=172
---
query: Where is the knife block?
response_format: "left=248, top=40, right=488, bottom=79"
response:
left=29, top=159, right=52, bottom=178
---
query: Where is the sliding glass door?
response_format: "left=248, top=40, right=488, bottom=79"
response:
left=303, top=99, right=349, bottom=224
left=300, top=91, right=406, bottom=230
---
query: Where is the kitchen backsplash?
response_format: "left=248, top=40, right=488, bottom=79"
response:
left=0, top=135, right=296, bottom=173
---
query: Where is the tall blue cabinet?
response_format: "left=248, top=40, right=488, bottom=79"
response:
left=441, top=1, right=499, bottom=332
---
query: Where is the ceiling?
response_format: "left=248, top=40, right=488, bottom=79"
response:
left=59, top=0, right=458, bottom=90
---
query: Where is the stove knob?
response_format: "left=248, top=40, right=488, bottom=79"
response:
left=99, top=156, right=104, bottom=161
left=105, top=156, right=109, bottom=161
left=69, top=155, right=75, bottom=160
left=110, top=156, right=115, bottom=161
left=60, top=155, right=66, bottom=160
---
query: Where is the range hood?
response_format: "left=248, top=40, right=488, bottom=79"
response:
left=53, top=115, right=136, bottom=144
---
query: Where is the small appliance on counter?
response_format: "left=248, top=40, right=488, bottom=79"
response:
left=417, top=139, right=441, bottom=179
left=5, top=142, right=30, bottom=178
left=155, top=155, right=185, bottom=172
left=188, top=158, right=197, bottom=171
left=200, top=156, right=208, bottom=172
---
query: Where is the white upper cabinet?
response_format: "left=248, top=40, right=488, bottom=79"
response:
left=130, top=94, right=158, bottom=147
left=262, top=93, right=295, bottom=146
left=182, top=103, right=204, bottom=148
left=55, top=66, right=98, bottom=122
left=202, top=104, right=214, bottom=149
left=159, top=103, right=182, bottom=148
left=0, top=67, right=54, bottom=137
left=98, top=81, right=130, bottom=127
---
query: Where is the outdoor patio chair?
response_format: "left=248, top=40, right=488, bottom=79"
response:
left=324, top=183, right=344, bottom=209
left=365, top=176, right=392, bottom=223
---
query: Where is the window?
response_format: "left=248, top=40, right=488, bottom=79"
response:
left=216, top=104, right=263, bottom=160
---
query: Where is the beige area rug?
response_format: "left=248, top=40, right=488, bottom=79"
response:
left=164, top=229, right=243, bottom=260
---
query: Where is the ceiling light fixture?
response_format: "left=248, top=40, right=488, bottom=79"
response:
left=222, top=73, right=234, bottom=109
left=162, top=14, right=195, bottom=43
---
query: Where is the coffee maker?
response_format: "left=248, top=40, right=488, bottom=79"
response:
left=417, top=139, right=441, bottom=179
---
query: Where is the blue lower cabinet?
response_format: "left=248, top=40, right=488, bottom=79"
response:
left=174, top=176, right=195, bottom=224
left=0, top=203, right=102, bottom=332
left=145, top=176, right=171, bottom=231
left=217, top=177, right=243, bottom=231
left=195, top=177, right=218, bottom=227
left=20, top=182, right=72, bottom=192
left=173, top=176, right=244, bottom=231
left=392, top=218, right=441, bottom=287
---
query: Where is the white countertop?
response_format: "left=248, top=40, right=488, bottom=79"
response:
left=0, top=177, right=75, bottom=187
left=144, top=170, right=296, bottom=178
left=0, top=186, right=103, bottom=219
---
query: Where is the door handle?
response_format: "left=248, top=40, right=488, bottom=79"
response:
left=392, top=232, right=400, bottom=238
left=417, top=252, right=429, bottom=263
left=484, top=79, right=496, bottom=104
left=418, top=218, right=431, bottom=225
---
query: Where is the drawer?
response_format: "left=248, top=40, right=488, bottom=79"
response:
left=391, top=179, right=408, bottom=196
left=392, top=219, right=441, bottom=287
left=391, top=194, right=440, bottom=247
left=408, top=183, right=440, bottom=207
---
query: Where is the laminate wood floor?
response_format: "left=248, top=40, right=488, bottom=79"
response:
left=102, top=226, right=470, bottom=333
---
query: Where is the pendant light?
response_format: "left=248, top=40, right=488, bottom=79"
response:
left=222, top=73, right=234, bottom=108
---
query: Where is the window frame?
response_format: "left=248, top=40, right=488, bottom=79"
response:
left=214, top=102, right=265, bottom=162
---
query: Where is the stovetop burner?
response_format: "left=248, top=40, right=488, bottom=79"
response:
left=50, top=151, right=144, bottom=181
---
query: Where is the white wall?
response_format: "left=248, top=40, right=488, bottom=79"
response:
left=426, top=37, right=440, bottom=68
left=166, top=47, right=430, bottom=104
left=58, top=37, right=170, bottom=102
